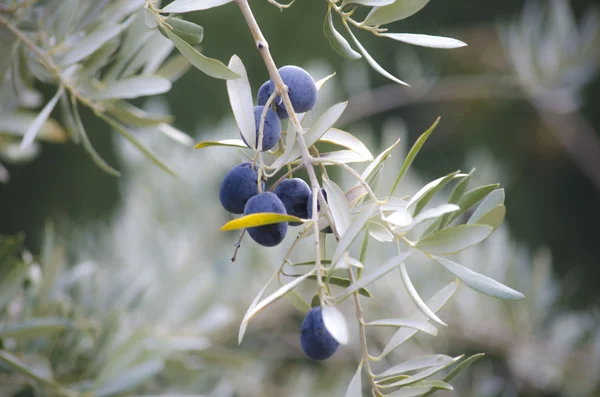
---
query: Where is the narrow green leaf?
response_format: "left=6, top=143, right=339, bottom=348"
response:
left=0, top=112, right=67, bottom=142
left=375, top=355, right=454, bottom=379
left=368, top=221, right=394, bottom=242
left=446, top=184, right=500, bottom=224
left=221, top=213, right=304, bottom=231
left=381, top=33, right=467, bottom=49
left=72, top=99, right=121, bottom=177
left=387, top=386, right=433, bottom=397
left=385, top=208, right=412, bottom=227
left=161, top=0, right=232, bottom=13
left=323, top=179, right=352, bottom=236
left=467, top=189, right=505, bottom=225
left=0, top=350, right=59, bottom=389
left=380, top=281, right=457, bottom=358
left=194, top=139, right=247, bottom=149
left=407, top=172, right=466, bottom=216
left=364, top=0, right=431, bottom=26
left=345, top=361, right=363, bottom=397
left=163, top=28, right=239, bottom=80
left=431, top=255, right=525, bottom=300
left=342, top=0, right=394, bottom=7
left=475, top=204, right=506, bottom=230
left=416, top=225, right=493, bottom=254
left=106, top=101, right=174, bottom=127
left=322, top=304, right=349, bottom=345
left=344, top=23, right=409, bottom=86
left=298, top=275, right=372, bottom=297
left=97, top=113, right=176, bottom=177
left=155, top=53, right=191, bottom=81
left=406, top=204, right=459, bottom=231
left=92, top=76, right=171, bottom=100
left=400, top=263, right=447, bottom=326
left=346, top=185, right=368, bottom=207
left=239, top=275, right=275, bottom=344
left=20, top=86, right=64, bottom=150
left=360, top=138, right=401, bottom=185
left=389, top=117, right=439, bottom=197
left=0, top=318, right=69, bottom=340
left=226, top=55, right=256, bottom=148
left=285, top=290, right=311, bottom=314
left=336, top=251, right=413, bottom=300
left=61, top=21, right=129, bottom=66
left=365, top=318, right=438, bottom=335
left=379, top=363, right=454, bottom=388
left=333, top=203, right=377, bottom=263
left=311, top=150, right=369, bottom=164
left=320, top=128, right=373, bottom=160
left=165, top=17, right=204, bottom=45
left=324, top=9, right=362, bottom=60
left=432, top=172, right=472, bottom=232
left=421, top=354, right=485, bottom=397
left=157, top=123, right=195, bottom=147
left=315, top=72, right=337, bottom=91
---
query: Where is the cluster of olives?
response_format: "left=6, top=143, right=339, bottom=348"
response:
left=219, top=66, right=339, bottom=360
left=219, top=65, right=321, bottom=247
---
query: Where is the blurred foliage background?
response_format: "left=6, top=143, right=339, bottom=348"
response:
left=1, top=0, right=600, bottom=396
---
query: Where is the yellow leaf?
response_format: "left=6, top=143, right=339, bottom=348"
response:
left=194, top=139, right=248, bottom=149
left=220, top=213, right=305, bottom=231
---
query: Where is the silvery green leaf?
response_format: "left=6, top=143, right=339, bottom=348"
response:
left=286, top=290, right=311, bottom=314
left=155, top=53, right=190, bottom=81
left=0, top=318, right=69, bottom=340
left=416, top=225, right=493, bottom=254
left=144, top=7, right=158, bottom=28
left=324, top=9, right=362, bottom=60
left=298, top=275, right=371, bottom=297
left=380, top=281, right=457, bottom=357
left=315, top=72, right=337, bottom=91
left=106, top=101, right=174, bottom=127
left=72, top=98, right=121, bottom=177
left=226, top=55, right=256, bottom=149
left=386, top=208, right=412, bottom=227
left=92, top=76, right=171, bottom=100
left=475, top=204, right=505, bottom=230
left=381, top=198, right=408, bottom=211
left=336, top=251, right=413, bottom=300
left=407, top=204, right=459, bottom=230
left=323, top=179, right=352, bottom=235
left=407, top=172, right=466, bottom=216
left=431, top=172, right=472, bottom=232
left=80, top=39, right=120, bottom=79
left=342, top=0, right=394, bottom=7
left=239, top=275, right=275, bottom=344
left=53, top=0, right=79, bottom=44
left=320, top=128, right=373, bottom=160
left=322, top=304, right=349, bottom=345
left=345, top=24, right=409, bottom=86
left=0, top=112, right=67, bottom=142
left=194, top=139, right=247, bottom=149
left=446, top=184, right=499, bottom=224
left=59, top=93, right=79, bottom=143
left=400, top=263, right=447, bottom=326
left=61, top=19, right=131, bottom=66
left=312, top=150, right=370, bottom=164
left=378, top=361, right=456, bottom=388
left=20, top=86, right=64, bottom=150
left=365, top=318, right=438, bottom=335
left=431, top=255, right=525, bottom=300
left=98, top=113, right=176, bottom=177
left=467, top=189, right=505, bottom=224
left=387, top=386, right=433, bottom=397
left=364, top=0, right=430, bottom=26
left=360, top=138, right=401, bottom=184
left=368, top=221, right=394, bottom=242
left=165, top=17, right=204, bottom=45
left=333, top=203, right=377, bottom=263
left=381, top=33, right=467, bottom=49
left=95, top=360, right=164, bottom=397
left=119, top=32, right=169, bottom=79
left=439, top=353, right=485, bottom=383
left=345, top=361, right=363, bottom=397
left=158, top=123, right=195, bottom=147
left=0, top=350, right=55, bottom=388
left=161, top=0, right=232, bottom=13
left=163, top=28, right=239, bottom=80
left=376, top=355, right=454, bottom=378
left=242, top=270, right=315, bottom=334
left=272, top=102, right=347, bottom=169
left=389, top=117, right=439, bottom=196
left=333, top=256, right=364, bottom=269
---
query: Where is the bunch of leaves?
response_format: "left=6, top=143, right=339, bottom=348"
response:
left=0, top=0, right=196, bottom=181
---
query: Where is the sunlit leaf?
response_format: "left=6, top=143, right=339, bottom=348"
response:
left=416, top=225, right=493, bottom=254
left=323, top=179, right=352, bottom=235
left=300, top=275, right=372, bottom=297
left=431, top=255, right=525, bottom=300
left=386, top=208, right=413, bottom=227
left=342, top=0, right=394, bottom=7
left=285, top=290, right=311, bottom=314
left=226, top=55, right=256, bottom=148
left=467, top=189, right=505, bottom=225
left=239, top=275, right=275, bottom=344
left=333, top=203, right=377, bottom=263
left=161, top=0, right=232, bottom=13
left=375, top=355, right=454, bottom=379
left=322, top=304, right=349, bottom=345
left=312, top=150, right=370, bottom=164
left=315, top=72, right=337, bottom=91
left=346, top=185, right=368, bottom=207
left=61, top=20, right=131, bottom=66
left=446, top=184, right=499, bottom=224
left=406, top=204, right=459, bottom=231
left=0, top=112, right=67, bottom=143
left=324, top=9, right=362, bottom=60
left=380, top=281, right=457, bottom=357
left=20, top=86, right=64, bottom=150
left=381, top=33, right=467, bottom=49
left=221, top=213, right=304, bottom=231
left=407, top=172, right=466, bottom=216
left=345, top=361, right=363, bottom=397
left=360, top=138, right=401, bottom=185
left=400, top=263, right=447, bottom=326
left=345, top=23, right=409, bottom=86
left=368, top=221, right=394, bottom=242
left=475, top=204, right=506, bottom=230
left=365, top=318, right=438, bottom=335
left=158, top=123, right=195, bottom=147
left=421, top=354, right=485, bottom=397
left=92, top=76, right=171, bottom=100
left=164, top=17, right=204, bottom=45
left=194, top=139, right=248, bottom=149
left=320, top=128, right=373, bottom=160
left=364, top=0, right=430, bottom=26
